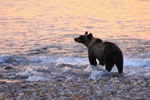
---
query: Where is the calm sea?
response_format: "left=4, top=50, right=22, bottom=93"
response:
left=0, top=0, right=150, bottom=81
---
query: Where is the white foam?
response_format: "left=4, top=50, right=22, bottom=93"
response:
left=1, top=54, right=150, bottom=68
left=28, top=56, right=150, bottom=81
left=29, top=56, right=88, bottom=66
left=84, top=65, right=93, bottom=72
left=84, top=65, right=101, bottom=72
left=54, top=57, right=88, bottom=65
left=144, top=72, right=150, bottom=76
left=15, top=66, right=38, bottom=80
left=26, top=75, right=46, bottom=81
left=2, top=54, right=150, bottom=81
left=29, top=56, right=55, bottom=64
left=84, top=65, right=104, bottom=80
left=16, top=70, right=32, bottom=77
left=124, top=57, right=150, bottom=67
left=29, top=56, right=150, bottom=68
left=62, top=66, right=72, bottom=72
left=89, top=70, right=103, bottom=80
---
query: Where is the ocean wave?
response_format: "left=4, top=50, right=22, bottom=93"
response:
left=0, top=54, right=150, bottom=67
left=1, top=54, right=150, bottom=81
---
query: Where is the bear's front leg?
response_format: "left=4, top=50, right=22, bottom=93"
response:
left=88, top=53, right=97, bottom=66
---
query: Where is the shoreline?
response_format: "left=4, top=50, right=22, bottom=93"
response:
left=0, top=74, right=150, bottom=99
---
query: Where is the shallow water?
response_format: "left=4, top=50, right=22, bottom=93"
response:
left=0, top=0, right=150, bottom=81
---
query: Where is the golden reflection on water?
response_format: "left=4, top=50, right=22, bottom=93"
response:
left=0, top=0, right=150, bottom=39
left=1, top=0, right=150, bottom=19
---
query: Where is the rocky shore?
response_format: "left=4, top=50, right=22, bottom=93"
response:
left=0, top=74, right=150, bottom=100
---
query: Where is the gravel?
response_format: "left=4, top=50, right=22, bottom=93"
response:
left=0, top=74, right=150, bottom=100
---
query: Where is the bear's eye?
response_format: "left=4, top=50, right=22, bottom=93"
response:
left=80, top=36, right=85, bottom=40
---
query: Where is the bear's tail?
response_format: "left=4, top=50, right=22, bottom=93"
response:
left=116, top=51, right=123, bottom=73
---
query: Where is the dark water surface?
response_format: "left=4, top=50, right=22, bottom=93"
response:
left=0, top=0, right=150, bottom=81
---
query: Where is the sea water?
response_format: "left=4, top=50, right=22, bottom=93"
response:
left=0, top=0, right=150, bottom=81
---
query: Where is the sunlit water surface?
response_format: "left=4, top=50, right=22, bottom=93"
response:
left=0, top=0, right=150, bottom=81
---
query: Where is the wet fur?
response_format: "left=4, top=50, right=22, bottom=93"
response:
left=74, top=31, right=123, bottom=73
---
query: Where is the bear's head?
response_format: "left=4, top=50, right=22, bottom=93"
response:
left=74, top=31, right=93, bottom=47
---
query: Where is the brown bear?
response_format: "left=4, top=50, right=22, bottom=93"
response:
left=74, top=31, right=123, bottom=73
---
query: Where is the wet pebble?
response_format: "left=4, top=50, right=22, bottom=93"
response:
left=0, top=75, right=150, bottom=99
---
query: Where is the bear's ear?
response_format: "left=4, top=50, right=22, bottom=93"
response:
left=87, top=33, right=93, bottom=39
left=85, top=31, right=88, bottom=35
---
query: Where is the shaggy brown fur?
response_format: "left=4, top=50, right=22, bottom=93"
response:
left=74, top=31, right=123, bottom=73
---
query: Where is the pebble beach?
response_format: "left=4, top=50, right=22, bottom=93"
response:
left=0, top=69, right=150, bottom=100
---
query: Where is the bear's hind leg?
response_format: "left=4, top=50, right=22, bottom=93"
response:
left=116, top=63, right=123, bottom=73
left=116, top=54, right=123, bottom=73
left=105, top=62, right=114, bottom=72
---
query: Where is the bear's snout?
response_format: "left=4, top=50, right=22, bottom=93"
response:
left=74, top=38, right=78, bottom=42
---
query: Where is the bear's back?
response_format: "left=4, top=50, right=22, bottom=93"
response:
left=102, top=41, right=122, bottom=56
